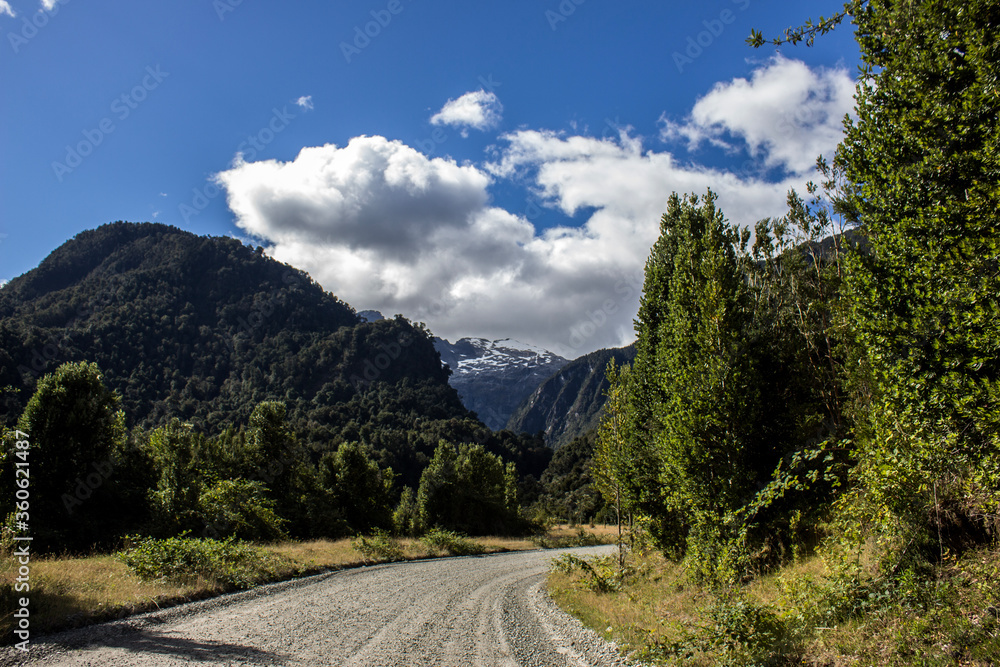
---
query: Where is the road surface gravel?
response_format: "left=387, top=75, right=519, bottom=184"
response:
left=3, top=545, right=638, bottom=666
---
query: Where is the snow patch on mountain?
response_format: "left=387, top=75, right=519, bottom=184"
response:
left=433, top=337, right=569, bottom=431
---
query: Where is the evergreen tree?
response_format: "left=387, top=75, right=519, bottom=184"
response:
left=650, top=192, right=774, bottom=574
left=416, top=441, right=522, bottom=535
left=392, top=486, right=419, bottom=536
left=601, top=191, right=825, bottom=577
left=836, top=0, right=1000, bottom=555
left=2, top=362, right=127, bottom=551
left=319, top=441, right=395, bottom=535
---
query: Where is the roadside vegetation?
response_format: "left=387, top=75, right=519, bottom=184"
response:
left=551, top=544, right=1000, bottom=665
left=552, top=1, right=999, bottom=664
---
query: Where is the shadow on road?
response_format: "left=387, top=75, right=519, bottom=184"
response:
left=94, top=628, right=286, bottom=664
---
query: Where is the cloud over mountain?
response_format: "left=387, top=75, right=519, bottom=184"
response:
left=216, top=58, right=855, bottom=357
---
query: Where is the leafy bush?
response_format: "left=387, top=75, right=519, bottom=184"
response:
left=420, top=528, right=485, bottom=556
left=550, top=553, right=625, bottom=593
left=351, top=530, right=404, bottom=563
left=655, top=596, right=795, bottom=667
left=116, top=533, right=280, bottom=588
left=198, top=479, right=287, bottom=542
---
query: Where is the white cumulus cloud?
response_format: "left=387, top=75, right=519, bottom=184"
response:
left=295, top=95, right=314, bottom=111
left=659, top=55, right=856, bottom=174
left=0, top=1, right=16, bottom=17
left=216, top=132, right=803, bottom=356
left=430, top=90, right=503, bottom=135
left=216, top=58, right=853, bottom=357
left=216, top=136, right=493, bottom=262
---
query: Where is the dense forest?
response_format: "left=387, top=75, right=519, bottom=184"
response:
left=596, top=0, right=999, bottom=589
left=0, top=224, right=553, bottom=552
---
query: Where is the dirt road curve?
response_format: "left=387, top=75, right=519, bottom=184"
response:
left=4, top=545, right=635, bottom=666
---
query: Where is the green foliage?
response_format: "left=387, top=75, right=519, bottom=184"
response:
left=596, top=182, right=860, bottom=581
left=197, top=479, right=287, bottom=542
left=319, top=441, right=395, bottom=535
left=594, top=359, right=637, bottom=537
left=116, top=533, right=281, bottom=588
left=351, top=530, right=405, bottom=563
left=143, top=420, right=219, bottom=535
left=655, top=596, right=794, bottom=667
left=419, top=528, right=486, bottom=556
left=392, top=486, right=419, bottom=536
left=600, top=191, right=820, bottom=578
left=747, top=1, right=865, bottom=47
left=836, top=0, right=1000, bottom=563
left=535, top=432, right=606, bottom=525
left=769, top=550, right=1000, bottom=664
left=416, top=440, right=526, bottom=535
left=0, top=362, right=130, bottom=551
left=550, top=553, right=626, bottom=593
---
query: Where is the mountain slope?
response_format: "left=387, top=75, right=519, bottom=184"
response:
left=506, top=344, right=636, bottom=449
left=433, top=337, right=568, bottom=430
left=0, top=222, right=504, bottom=483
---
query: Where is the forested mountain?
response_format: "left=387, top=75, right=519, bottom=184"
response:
left=433, top=337, right=568, bottom=430
left=0, top=222, right=549, bottom=489
left=507, top=344, right=636, bottom=449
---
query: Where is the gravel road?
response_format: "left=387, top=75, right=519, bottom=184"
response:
left=4, top=545, right=636, bottom=666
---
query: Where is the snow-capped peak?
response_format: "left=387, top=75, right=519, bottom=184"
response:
left=432, top=336, right=570, bottom=431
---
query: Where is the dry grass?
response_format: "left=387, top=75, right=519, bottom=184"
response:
left=548, top=523, right=619, bottom=539
left=0, top=554, right=223, bottom=639
left=548, top=550, right=709, bottom=658
left=548, top=546, right=1000, bottom=665
left=0, top=526, right=615, bottom=643
left=267, top=538, right=361, bottom=572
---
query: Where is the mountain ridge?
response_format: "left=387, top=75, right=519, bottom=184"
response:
left=0, top=222, right=553, bottom=487
left=433, top=336, right=569, bottom=431
left=506, top=343, right=637, bottom=449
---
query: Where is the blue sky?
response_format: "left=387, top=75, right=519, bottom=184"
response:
left=0, top=0, right=860, bottom=357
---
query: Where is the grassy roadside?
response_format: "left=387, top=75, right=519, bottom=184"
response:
left=0, top=524, right=615, bottom=642
left=548, top=545, right=1000, bottom=665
